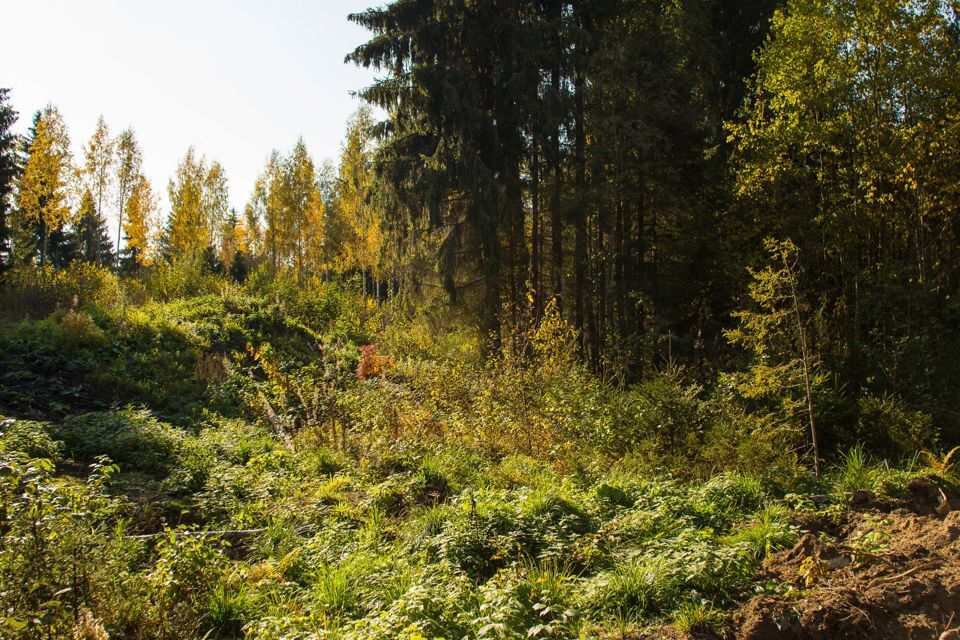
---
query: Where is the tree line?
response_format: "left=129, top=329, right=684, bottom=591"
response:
left=1, top=0, right=958, bottom=447
left=344, top=0, right=960, bottom=444
left=0, top=95, right=385, bottom=286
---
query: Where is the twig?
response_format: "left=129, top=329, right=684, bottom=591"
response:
left=837, top=545, right=894, bottom=564
left=864, top=561, right=938, bottom=591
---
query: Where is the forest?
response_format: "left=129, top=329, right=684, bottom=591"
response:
left=1, top=0, right=959, bottom=638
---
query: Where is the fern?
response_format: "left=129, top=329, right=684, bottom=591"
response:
left=922, top=446, right=960, bottom=477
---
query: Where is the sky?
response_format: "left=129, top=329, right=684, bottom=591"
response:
left=0, top=0, right=380, bottom=228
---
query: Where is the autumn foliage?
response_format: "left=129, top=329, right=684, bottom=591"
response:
left=356, top=343, right=394, bottom=379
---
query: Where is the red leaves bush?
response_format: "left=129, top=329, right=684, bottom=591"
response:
left=356, top=344, right=395, bottom=380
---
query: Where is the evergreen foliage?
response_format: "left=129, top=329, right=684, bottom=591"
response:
left=72, top=188, right=115, bottom=266
left=0, top=88, right=19, bottom=271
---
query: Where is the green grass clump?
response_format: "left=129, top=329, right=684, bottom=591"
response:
left=671, top=601, right=728, bottom=636
left=204, top=584, right=251, bottom=639
left=724, top=504, right=798, bottom=561
left=587, top=556, right=680, bottom=620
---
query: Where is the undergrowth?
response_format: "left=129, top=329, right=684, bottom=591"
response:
left=0, top=270, right=943, bottom=639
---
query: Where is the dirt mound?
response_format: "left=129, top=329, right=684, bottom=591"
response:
left=735, top=480, right=960, bottom=639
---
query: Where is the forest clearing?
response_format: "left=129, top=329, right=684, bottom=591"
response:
left=1, top=0, right=959, bottom=638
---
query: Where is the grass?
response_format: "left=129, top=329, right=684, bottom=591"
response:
left=204, top=584, right=250, bottom=639
left=725, top=504, right=798, bottom=561
left=590, top=557, right=680, bottom=619
left=671, top=601, right=728, bottom=636
left=0, top=281, right=939, bottom=640
left=833, top=444, right=874, bottom=493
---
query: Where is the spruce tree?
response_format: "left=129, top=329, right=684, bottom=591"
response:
left=47, top=225, right=77, bottom=268
left=229, top=250, right=250, bottom=283
left=201, top=245, right=224, bottom=275
left=0, top=88, right=19, bottom=271
left=72, top=188, right=114, bottom=266
left=349, top=0, right=543, bottom=344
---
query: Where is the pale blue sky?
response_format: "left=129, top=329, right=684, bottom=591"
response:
left=0, top=0, right=379, bottom=219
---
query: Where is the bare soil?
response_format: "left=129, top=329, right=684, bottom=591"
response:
left=733, top=477, right=960, bottom=640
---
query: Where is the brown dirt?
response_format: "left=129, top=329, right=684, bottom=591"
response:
left=733, top=477, right=960, bottom=640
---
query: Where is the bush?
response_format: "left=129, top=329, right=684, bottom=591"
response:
left=144, top=257, right=229, bottom=301
left=0, top=452, right=125, bottom=640
left=856, top=394, right=938, bottom=458
left=0, top=417, right=62, bottom=460
left=608, top=372, right=705, bottom=458
left=51, top=408, right=190, bottom=475
left=701, top=384, right=804, bottom=476
left=0, top=263, right=124, bottom=321
left=475, top=561, right=578, bottom=639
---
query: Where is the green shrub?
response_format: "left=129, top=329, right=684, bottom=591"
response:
left=149, top=529, right=227, bottom=606
left=0, top=263, right=124, bottom=321
left=609, top=372, right=705, bottom=458
left=145, top=257, right=228, bottom=301
left=475, top=561, right=578, bottom=639
left=0, top=417, right=61, bottom=460
left=857, top=394, right=938, bottom=458
left=0, top=452, right=124, bottom=640
left=51, top=408, right=189, bottom=475
left=701, top=386, right=803, bottom=476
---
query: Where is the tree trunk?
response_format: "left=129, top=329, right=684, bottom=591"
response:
left=573, top=69, right=587, bottom=349
left=531, top=137, right=542, bottom=317
left=549, top=5, right=563, bottom=310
